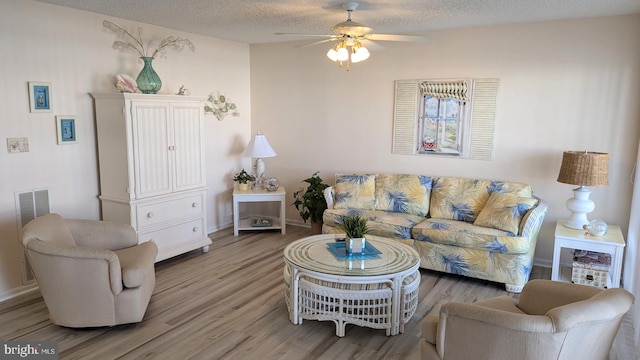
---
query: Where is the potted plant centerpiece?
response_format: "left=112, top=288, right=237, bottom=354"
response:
left=233, top=169, right=255, bottom=191
left=338, top=214, right=369, bottom=255
left=292, top=171, right=329, bottom=234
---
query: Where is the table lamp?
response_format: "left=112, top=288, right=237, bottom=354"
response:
left=556, top=150, right=609, bottom=229
left=242, top=133, right=277, bottom=189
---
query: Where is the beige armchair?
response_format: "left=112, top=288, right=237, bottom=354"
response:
left=21, top=213, right=158, bottom=328
left=421, top=279, right=634, bottom=360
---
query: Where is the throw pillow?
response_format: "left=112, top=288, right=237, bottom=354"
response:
left=374, top=174, right=432, bottom=216
left=333, top=174, right=376, bottom=210
left=474, top=192, right=539, bottom=234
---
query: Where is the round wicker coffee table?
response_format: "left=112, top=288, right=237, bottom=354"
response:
left=283, top=234, right=420, bottom=337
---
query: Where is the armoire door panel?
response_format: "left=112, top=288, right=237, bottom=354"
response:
left=132, top=102, right=173, bottom=198
left=172, top=104, right=206, bottom=191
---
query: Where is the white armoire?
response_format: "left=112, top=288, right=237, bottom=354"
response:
left=92, top=93, right=211, bottom=261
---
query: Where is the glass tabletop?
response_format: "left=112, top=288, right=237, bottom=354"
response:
left=283, top=234, right=419, bottom=276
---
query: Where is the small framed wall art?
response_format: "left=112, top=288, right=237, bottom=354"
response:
left=56, top=115, right=77, bottom=145
left=28, top=82, right=52, bottom=113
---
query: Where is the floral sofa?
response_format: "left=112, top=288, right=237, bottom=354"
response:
left=322, top=174, right=547, bottom=293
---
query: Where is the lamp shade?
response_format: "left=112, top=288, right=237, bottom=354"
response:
left=557, top=151, right=609, bottom=187
left=242, top=133, right=277, bottom=158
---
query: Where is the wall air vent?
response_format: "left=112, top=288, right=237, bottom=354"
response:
left=15, top=188, right=50, bottom=284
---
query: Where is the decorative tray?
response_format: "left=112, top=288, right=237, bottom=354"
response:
left=326, top=241, right=381, bottom=260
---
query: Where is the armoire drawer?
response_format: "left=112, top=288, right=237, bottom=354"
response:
left=138, top=217, right=206, bottom=250
left=136, top=193, right=204, bottom=228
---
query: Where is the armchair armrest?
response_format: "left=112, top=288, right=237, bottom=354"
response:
left=66, top=218, right=138, bottom=250
left=441, top=301, right=555, bottom=333
left=114, top=241, right=158, bottom=288
left=324, top=186, right=335, bottom=210
left=26, top=239, right=124, bottom=295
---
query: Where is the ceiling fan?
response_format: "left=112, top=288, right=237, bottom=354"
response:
left=277, top=2, right=427, bottom=71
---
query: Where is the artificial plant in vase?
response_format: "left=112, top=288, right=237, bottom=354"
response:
left=233, top=169, right=255, bottom=191
left=292, top=171, right=329, bottom=234
left=338, top=214, right=369, bottom=254
left=103, top=20, right=195, bottom=94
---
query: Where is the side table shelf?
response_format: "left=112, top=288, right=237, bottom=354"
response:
left=552, top=220, right=625, bottom=288
left=233, top=186, right=286, bottom=236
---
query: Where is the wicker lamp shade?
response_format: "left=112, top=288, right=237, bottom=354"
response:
left=557, top=151, right=609, bottom=187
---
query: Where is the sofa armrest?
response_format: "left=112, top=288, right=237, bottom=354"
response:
left=520, top=195, right=547, bottom=238
left=66, top=218, right=138, bottom=250
left=324, top=186, right=335, bottom=210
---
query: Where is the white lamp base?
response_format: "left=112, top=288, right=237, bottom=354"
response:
left=252, top=158, right=266, bottom=189
left=564, top=186, right=595, bottom=230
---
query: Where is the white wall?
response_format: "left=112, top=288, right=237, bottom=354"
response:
left=0, top=0, right=251, bottom=297
left=251, top=15, right=640, bottom=267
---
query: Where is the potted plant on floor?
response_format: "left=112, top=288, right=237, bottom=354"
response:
left=233, top=169, right=255, bottom=191
left=292, top=171, right=329, bottom=234
left=338, top=214, right=369, bottom=254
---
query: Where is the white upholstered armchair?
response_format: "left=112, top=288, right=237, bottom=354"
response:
left=21, top=213, right=158, bottom=328
left=421, top=279, right=634, bottom=360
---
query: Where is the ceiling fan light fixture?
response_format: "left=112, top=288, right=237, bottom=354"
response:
left=351, top=42, right=370, bottom=63
left=336, top=45, right=349, bottom=61
left=326, top=48, right=338, bottom=61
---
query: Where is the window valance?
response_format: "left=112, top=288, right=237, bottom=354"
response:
left=420, top=81, right=469, bottom=101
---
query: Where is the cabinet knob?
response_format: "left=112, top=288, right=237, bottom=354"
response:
left=192, top=227, right=198, bottom=232
left=168, top=145, right=176, bottom=150
left=192, top=202, right=198, bottom=207
left=147, top=212, right=154, bottom=218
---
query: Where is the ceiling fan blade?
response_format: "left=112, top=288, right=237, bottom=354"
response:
left=359, top=39, right=385, bottom=51
left=297, top=39, right=337, bottom=48
left=366, top=34, right=428, bottom=42
left=274, top=32, right=334, bottom=38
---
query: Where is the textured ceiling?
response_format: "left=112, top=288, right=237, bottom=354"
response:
left=36, top=0, right=640, bottom=44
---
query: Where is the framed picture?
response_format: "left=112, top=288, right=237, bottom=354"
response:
left=28, top=82, right=52, bottom=113
left=56, top=116, right=77, bottom=145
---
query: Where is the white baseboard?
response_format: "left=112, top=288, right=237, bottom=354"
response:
left=0, top=282, right=39, bottom=303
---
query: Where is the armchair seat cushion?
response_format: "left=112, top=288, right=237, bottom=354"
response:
left=412, top=219, right=533, bottom=255
left=114, top=241, right=157, bottom=289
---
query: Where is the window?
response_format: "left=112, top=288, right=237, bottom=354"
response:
left=393, top=78, right=499, bottom=160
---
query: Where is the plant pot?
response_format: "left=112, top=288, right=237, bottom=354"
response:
left=237, top=183, right=249, bottom=191
left=310, top=219, right=323, bottom=234
left=347, top=237, right=366, bottom=255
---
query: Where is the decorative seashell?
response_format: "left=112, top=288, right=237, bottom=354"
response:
left=114, top=74, right=137, bottom=93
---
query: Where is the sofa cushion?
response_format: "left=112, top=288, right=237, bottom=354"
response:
left=374, top=174, right=433, bottom=216
left=324, top=208, right=425, bottom=239
left=333, top=174, right=376, bottom=210
left=412, top=218, right=533, bottom=254
left=429, top=177, right=532, bottom=223
left=474, top=193, right=539, bottom=235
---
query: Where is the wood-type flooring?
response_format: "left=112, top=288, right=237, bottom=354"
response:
left=0, top=225, right=636, bottom=359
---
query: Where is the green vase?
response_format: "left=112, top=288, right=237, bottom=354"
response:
left=136, top=57, right=162, bottom=94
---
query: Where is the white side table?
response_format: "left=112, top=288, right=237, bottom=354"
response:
left=552, top=220, right=625, bottom=288
left=233, top=186, right=286, bottom=236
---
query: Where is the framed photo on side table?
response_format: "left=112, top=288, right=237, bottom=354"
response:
left=28, top=82, right=52, bottom=113
left=56, top=116, right=77, bottom=145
